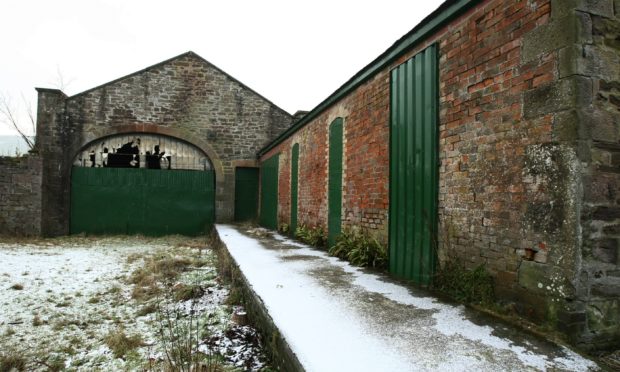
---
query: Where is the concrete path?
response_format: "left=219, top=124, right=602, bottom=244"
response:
left=216, top=224, right=599, bottom=372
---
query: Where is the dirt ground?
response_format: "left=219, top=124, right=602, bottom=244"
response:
left=0, top=235, right=270, bottom=371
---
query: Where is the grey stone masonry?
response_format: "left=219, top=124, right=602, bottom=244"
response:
left=35, top=52, right=293, bottom=235
left=0, top=155, right=42, bottom=236
left=520, top=0, right=620, bottom=350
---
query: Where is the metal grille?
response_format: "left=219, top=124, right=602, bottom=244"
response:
left=74, top=134, right=212, bottom=171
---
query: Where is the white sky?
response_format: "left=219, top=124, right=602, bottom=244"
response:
left=1, top=0, right=444, bottom=135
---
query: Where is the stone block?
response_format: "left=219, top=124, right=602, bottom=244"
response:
left=592, top=277, right=620, bottom=297
left=518, top=260, right=549, bottom=293
left=524, top=76, right=592, bottom=119
left=559, top=44, right=620, bottom=80
left=603, top=224, right=620, bottom=235
left=552, top=0, right=614, bottom=19
left=592, top=206, right=620, bottom=220
left=586, top=299, right=620, bottom=334
left=523, top=13, right=592, bottom=63
left=592, top=238, right=619, bottom=263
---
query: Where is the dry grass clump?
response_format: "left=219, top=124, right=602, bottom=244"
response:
left=104, top=328, right=143, bottom=359
left=128, top=251, right=203, bottom=302
left=32, top=314, right=44, bottom=327
left=173, top=283, right=205, bottom=302
left=0, top=348, right=27, bottom=371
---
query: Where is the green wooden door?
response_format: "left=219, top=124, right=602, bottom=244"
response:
left=328, top=118, right=343, bottom=248
left=290, top=144, right=299, bottom=236
left=235, top=167, right=259, bottom=222
left=389, top=44, right=438, bottom=284
left=260, top=154, right=279, bottom=230
left=70, top=167, right=215, bottom=236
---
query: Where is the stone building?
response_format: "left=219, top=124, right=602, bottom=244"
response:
left=1, top=52, right=292, bottom=236
left=258, top=0, right=620, bottom=350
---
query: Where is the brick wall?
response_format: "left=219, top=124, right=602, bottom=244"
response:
left=36, top=52, right=292, bottom=235
left=259, top=0, right=620, bottom=348
left=0, top=155, right=42, bottom=236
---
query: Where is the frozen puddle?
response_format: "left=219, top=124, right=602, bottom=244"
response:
left=217, top=224, right=599, bottom=372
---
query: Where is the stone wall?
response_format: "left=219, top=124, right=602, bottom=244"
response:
left=259, top=0, right=620, bottom=349
left=36, top=52, right=293, bottom=235
left=568, top=1, right=620, bottom=350
left=0, top=155, right=42, bottom=236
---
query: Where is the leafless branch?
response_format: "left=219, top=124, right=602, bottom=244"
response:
left=50, top=65, right=74, bottom=91
left=0, top=94, right=35, bottom=150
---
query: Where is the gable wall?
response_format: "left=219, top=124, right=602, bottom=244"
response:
left=36, top=53, right=292, bottom=235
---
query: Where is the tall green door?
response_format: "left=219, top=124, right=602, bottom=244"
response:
left=235, top=167, right=259, bottom=222
left=328, top=118, right=343, bottom=248
left=260, top=154, right=279, bottom=230
left=389, top=44, right=438, bottom=284
left=71, top=167, right=215, bottom=236
left=290, top=144, right=299, bottom=236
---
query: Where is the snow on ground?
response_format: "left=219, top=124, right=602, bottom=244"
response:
left=217, top=224, right=599, bottom=372
left=0, top=235, right=268, bottom=371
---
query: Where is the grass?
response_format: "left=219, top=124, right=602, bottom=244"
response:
left=32, top=314, right=44, bottom=327
left=295, top=225, right=326, bottom=248
left=136, top=302, right=158, bottom=317
left=0, top=348, right=26, bottom=372
left=104, top=328, right=143, bottom=359
left=328, top=229, right=387, bottom=269
left=173, top=283, right=205, bottom=302
left=433, top=260, right=495, bottom=305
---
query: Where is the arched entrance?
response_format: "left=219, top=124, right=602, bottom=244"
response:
left=70, top=133, right=215, bottom=236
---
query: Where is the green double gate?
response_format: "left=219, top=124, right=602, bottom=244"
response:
left=389, top=44, right=438, bottom=285
left=70, top=167, right=215, bottom=236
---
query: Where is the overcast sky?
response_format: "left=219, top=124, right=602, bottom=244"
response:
left=1, top=0, right=444, bottom=136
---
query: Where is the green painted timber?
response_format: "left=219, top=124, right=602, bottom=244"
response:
left=328, top=118, right=343, bottom=248
left=389, top=44, right=438, bottom=285
left=257, top=0, right=481, bottom=157
left=235, top=167, right=259, bottom=222
left=70, top=167, right=214, bottom=236
left=290, top=144, right=299, bottom=236
left=260, top=154, right=279, bottom=230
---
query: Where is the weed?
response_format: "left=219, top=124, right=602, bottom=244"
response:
left=136, top=303, right=158, bottom=317
left=55, top=300, right=71, bottom=308
left=9, top=283, right=24, bottom=290
left=173, top=283, right=205, bottom=302
left=155, top=300, right=220, bottom=372
left=107, top=285, right=122, bottom=295
left=32, top=314, right=44, bottom=327
left=87, top=295, right=101, bottom=304
left=278, top=223, right=289, bottom=235
left=329, top=229, right=387, bottom=269
left=126, top=252, right=144, bottom=264
left=295, top=225, right=326, bottom=248
left=0, top=348, right=26, bottom=372
left=46, top=356, right=65, bottom=372
left=104, top=328, right=143, bottom=359
left=225, top=286, right=243, bottom=306
left=433, top=260, right=495, bottom=305
left=4, top=327, right=15, bottom=337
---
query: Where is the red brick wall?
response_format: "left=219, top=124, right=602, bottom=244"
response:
left=260, top=1, right=620, bottom=347
left=262, top=0, right=552, bottom=248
